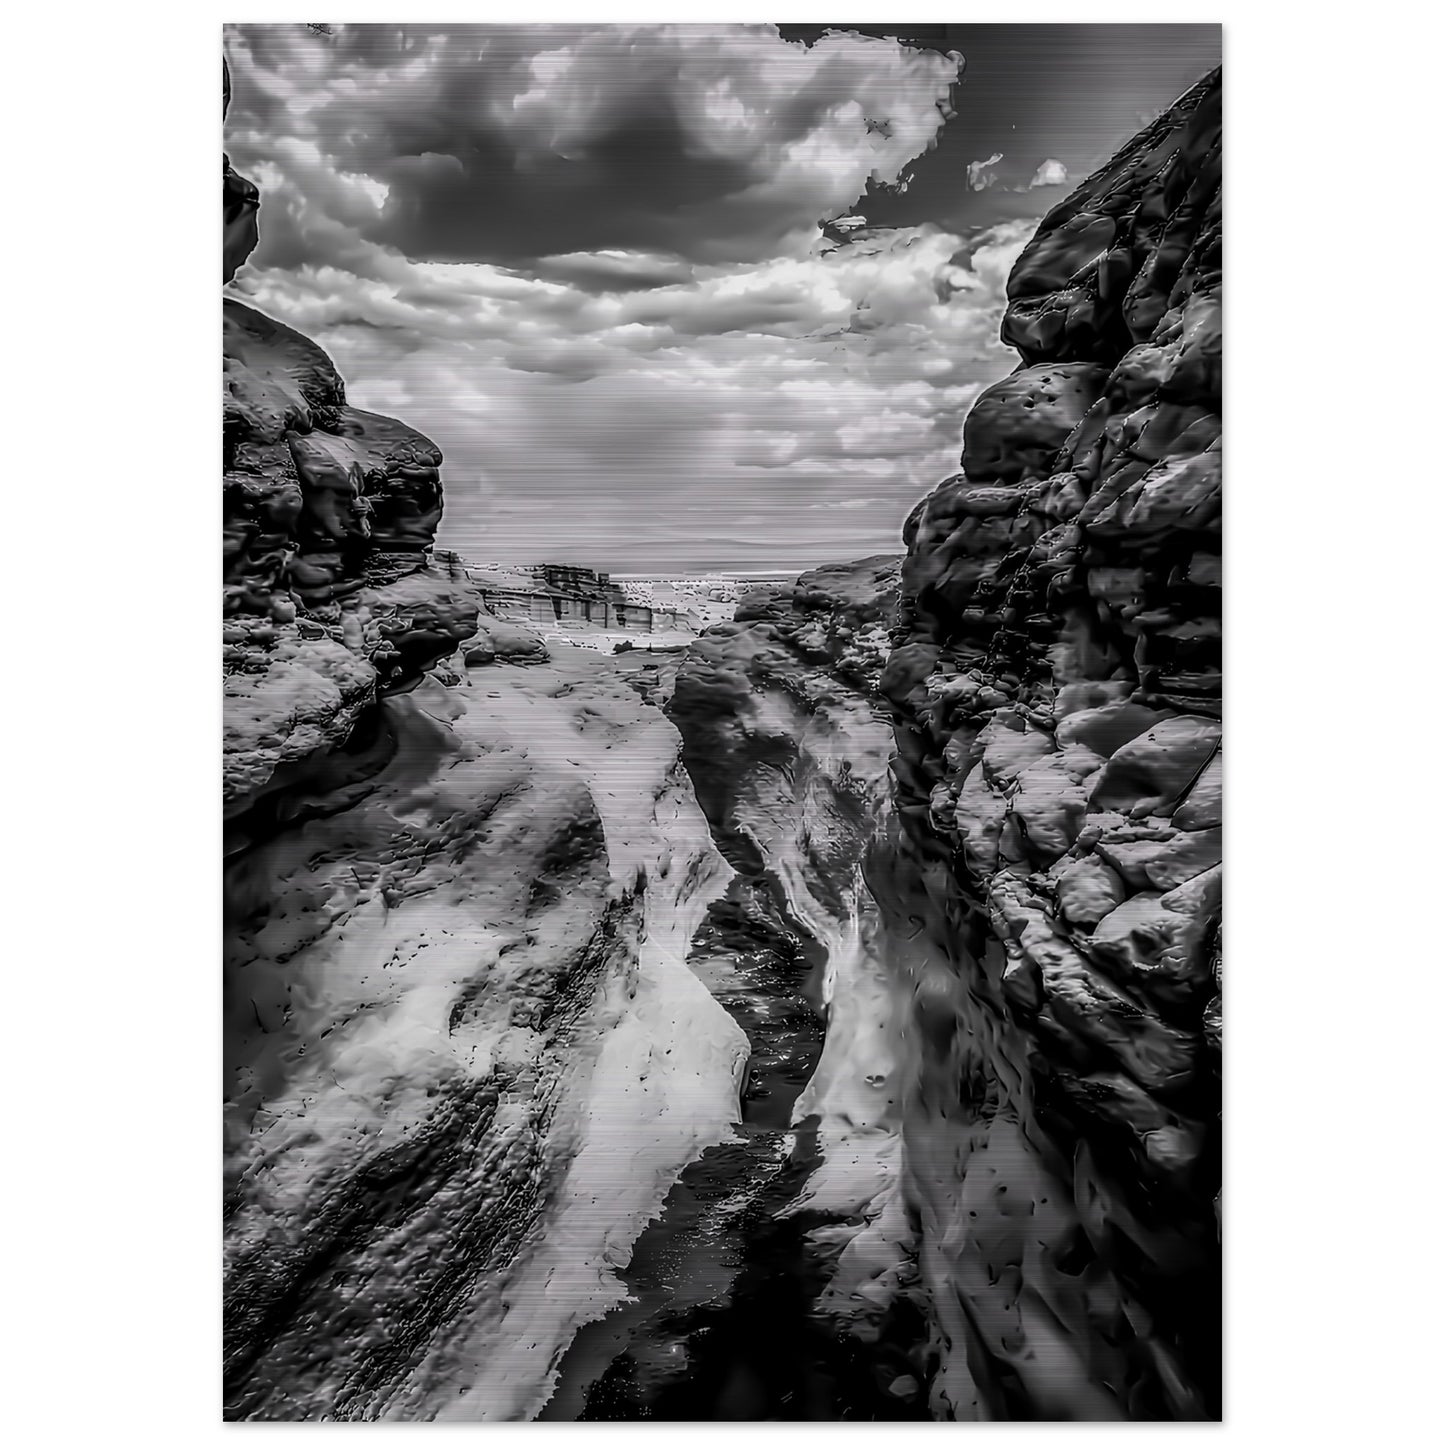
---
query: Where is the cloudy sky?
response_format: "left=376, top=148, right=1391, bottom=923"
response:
left=223, top=23, right=1220, bottom=574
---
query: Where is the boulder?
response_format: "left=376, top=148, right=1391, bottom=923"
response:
left=1055, top=854, right=1127, bottom=928
left=1089, top=716, right=1221, bottom=815
left=961, top=364, right=1110, bottom=484
left=466, top=615, right=550, bottom=665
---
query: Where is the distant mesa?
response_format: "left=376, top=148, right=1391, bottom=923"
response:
left=433, top=551, right=743, bottom=642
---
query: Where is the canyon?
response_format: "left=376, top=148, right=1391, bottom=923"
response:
left=222, top=60, right=1221, bottom=1422
left=872, top=65, right=1222, bottom=1421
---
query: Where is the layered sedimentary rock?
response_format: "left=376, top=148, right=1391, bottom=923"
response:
left=873, top=68, right=1222, bottom=1419
left=222, top=63, right=477, bottom=821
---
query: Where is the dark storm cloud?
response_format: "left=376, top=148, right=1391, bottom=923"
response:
left=531, top=252, right=702, bottom=294
left=370, top=102, right=758, bottom=265
left=225, top=24, right=961, bottom=269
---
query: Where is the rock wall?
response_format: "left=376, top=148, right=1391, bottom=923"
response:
left=669, top=556, right=922, bottom=1350
left=223, top=60, right=747, bottom=1421
left=874, top=67, right=1222, bottom=1420
left=222, top=61, right=477, bottom=827
left=224, top=659, right=749, bottom=1420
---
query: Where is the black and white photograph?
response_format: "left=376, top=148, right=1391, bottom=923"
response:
left=219, top=18, right=1224, bottom=1423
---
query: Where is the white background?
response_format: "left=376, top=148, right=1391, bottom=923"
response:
left=4, top=1, right=1437, bottom=1439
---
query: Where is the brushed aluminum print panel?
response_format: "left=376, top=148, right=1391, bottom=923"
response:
left=222, top=21, right=1222, bottom=1421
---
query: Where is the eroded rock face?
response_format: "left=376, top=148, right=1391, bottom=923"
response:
left=224, top=659, right=747, bottom=1421
left=222, top=66, right=477, bottom=817
left=223, top=63, right=260, bottom=284
left=222, top=58, right=753, bottom=1424
left=875, top=68, right=1222, bottom=1420
left=671, top=557, right=899, bottom=915
left=669, top=557, right=919, bottom=1349
left=224, top=160, right=260, bottom=285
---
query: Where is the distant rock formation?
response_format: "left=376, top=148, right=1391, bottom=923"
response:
left=873, top=67, right=1222, bottom=1419
left=222, top=60, right=477, bottom=825
left=460, top=560, right=699, bottom=637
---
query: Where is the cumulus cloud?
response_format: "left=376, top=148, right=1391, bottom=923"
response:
left=232, top=217, right=1027, bottom=569
left=966, top=152, right=1004, bottom=190
left=225, top=23, right=961, bottom=268
left=1029, top=157, right=1069, bottom=188
left=222, top=24, right=1047, bottom=571
left=943, top=217, right=1036, bottom=298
